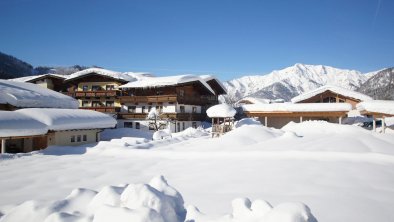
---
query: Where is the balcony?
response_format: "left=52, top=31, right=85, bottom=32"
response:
left=65, top=90, right=121, bottom=98
left=119, top=94, right=218, bottom=105
left=80, top=106, right=121, bottom=113
left=118, top=112, right=207, bottom=121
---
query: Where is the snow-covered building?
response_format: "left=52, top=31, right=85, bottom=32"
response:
left=0, top=80, right=79, bottom=110
left=0, top=109, right=116, bottom=153
left=11, top=74, right=67, bottom=91
left=291, top=85, right=372, bottom=108
left=357, top=100, right=394, bottom=133
left=119, top=74, right=226, bottom=132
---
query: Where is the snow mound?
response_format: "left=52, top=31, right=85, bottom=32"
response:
left=282, top=120, right=367, bottom=136
left=173, top=127, right=209, bottom=138
left=153, top=130, right=172, bottom=140
left=206, top=103, right=236, bottom=118
left=219, top=123, right=283, bottom=146
left=234, top=118, right=262, bottom=128
left=186, top=198, right=317, bottom=222
left=0, top=176, right=186, bottom=222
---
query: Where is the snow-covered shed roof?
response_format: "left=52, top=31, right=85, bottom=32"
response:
left=16, top=108, right=117, bottom=131
left=11, top=74, right=66, bottom=83
left=206, top=104, right=236, bottom=118
left=242, top=103, right=352, bottom=113
left=119, top=74, right=216, bottom=95
left=291, top=85, right=373, bottom=103
left=356, top=100, right=394, bottom=116
left=66, top=68, right=135, bottom=82
left=200, top=75, right=227, bottom=94
left=0, top=111, right=48, bottom=138
left=0, top=80, right=79, bottom=109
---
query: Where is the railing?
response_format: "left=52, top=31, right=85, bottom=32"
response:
left=64, top=90, right=121, bottom=98
left=119, top=94, right=218, bottom=105
left=212, top=125, right=232, bottom=134
left=118, top=112, right=207, bottom=121
left=80, top=107, right=121, bottom=113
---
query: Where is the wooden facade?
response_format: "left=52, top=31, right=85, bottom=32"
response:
left=294, top=90, right=361, bottom=108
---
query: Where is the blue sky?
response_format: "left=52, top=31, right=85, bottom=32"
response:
left=1, top=0, right=393, bottom=81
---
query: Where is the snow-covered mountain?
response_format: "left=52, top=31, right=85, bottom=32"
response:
left=223, top=63, right=379, bottom=102
left=358, top=67, right=394, bottom=100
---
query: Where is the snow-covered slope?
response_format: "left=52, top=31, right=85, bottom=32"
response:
left=223, top=63, right=377, bottom=102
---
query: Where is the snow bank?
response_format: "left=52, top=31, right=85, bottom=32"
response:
left=206, top=104, right=236, bottom=118
left=186, top=198, right=317, bottom=222
left=234, top=118, right=262, bottom=128
left=356, top=100, right=394, bottom=116
left=16, top=108, right=117, bottom=131
left=0, top=111, right=48, bottom=137
left=242, top=102, right=352, bottom=112
left=282, top=120, right=367, bottom=135
left=291, top=84, right=372, bottom=103
left=119, top=74, right=216, bottom=95
left=0, top=80, right=78, bottom=109
left=153, top=130, right=172, bottom=140
left=173, top=127, right=209, bottom=138
left=66, top=68, right=135, bottom=82
left=0, top=176, right=186, bottom=222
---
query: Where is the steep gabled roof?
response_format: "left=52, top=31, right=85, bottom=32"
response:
left=11, top=74, right=66, bottom=83
left=119, top=74, right=216, bottom=95
left=0, top=80, right=79, bottom=109
left=291, top=85, right=372, bottom=103
left=65, top=68, right=135, bottom=82
left=200, top=75, right=227, bottom=94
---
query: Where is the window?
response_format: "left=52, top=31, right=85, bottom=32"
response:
left=323, top=97, right=336, bottom=103
left=182, top=122, right=185, bottom=130
left=148, top=106, right=152, bottom=112
left=92, top=101, right=101, bottom=107
left=71, top=136, right=75, bottom=143
left=192, top=107, right=197, bottom=113
left=136, top=122, right=140, bottom=129
left=83, top=135, right=87, bottom=141
left=82, top=101, right=89, bottom=107
left=82, top=85, right=88, bottom=91
left=179, top=106, right=185, bottom=113
left=128, top=106, right=136, bottom=113
left=106, top=101, right=114, bottom=107
left=177, top=122, right=180, bottom=132
left=106, top=85, right=115, bottom=90
left=124, top=122, right=133, bottom=128
left=77, top=135, right=81, bottom=142
left=192, top=122, right=197, bottom=129
left=92, top=85, right=101, bottom=91
left=156, top=106, right=163, bottom=113
left=179, top=89, right=185, bottom=97
left=142, top=106, right=146, bottom=113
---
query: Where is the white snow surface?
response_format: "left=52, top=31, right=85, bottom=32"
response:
left=291, top=84, right=373, bottom=103
left=242, top=102, right=352, bottom=112
left=1, top=120, right=394, bottom=222
left=10, top=74, right=66, bottom=83
left=66, top=68, right=136, bottom=82
left=206, top=104, right=236, bottom=118
left=0, top=111, right=48, bottom=137
left=356, top=100, right=394, bottom=116
left=0, top=80, right=79, bottom=109
left=119, top=74, right=216, bottom=95
left=15, top=108, right=117, bottom=131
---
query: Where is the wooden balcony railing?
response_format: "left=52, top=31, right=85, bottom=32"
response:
left=118, top=112, right=207, bottom=121
left=119, top=94, right=218, bottom=105
left=80, top=107, right=121, bottom=113
left=64, top=90, right=121, bottom=98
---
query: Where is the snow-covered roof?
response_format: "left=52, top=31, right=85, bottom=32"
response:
left=0, top=111, right=48, bottom=138
left=119, top=75, right=216, bottom=95
left=200, top=75, right=227, bottom=94
left=356, top=100, right=394, bottom=116
left=291, top=85, right=372, bottom=103
left=206, top=104, right=236, bottom=118
left=66, top=68, right=135, bottom=82
left=11, top=74, right=66, bottom=83
left=238, top=97, right=271, bottom=105
left=16, top=108, right=117, bottom=131
left=0, top=80, right=79, bottom=109
left=242, top=103, right=352, bottom=113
